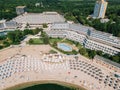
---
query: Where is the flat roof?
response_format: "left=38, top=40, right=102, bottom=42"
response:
left=13, top=12, right=65, bottom=24
left=16, top=6, right=26, bottom=8
left=0, top=20, right=6, bottom=23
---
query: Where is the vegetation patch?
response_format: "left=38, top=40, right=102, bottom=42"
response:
left=49, top=50, right=57, bottom=54
left=29, top=38, right=44, bottom=45
left=0, top=28, right=42, bottom=49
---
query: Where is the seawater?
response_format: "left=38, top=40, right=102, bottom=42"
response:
left=22, top=84, right=74, bottom=90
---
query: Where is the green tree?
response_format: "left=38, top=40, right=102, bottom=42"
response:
left=88, top=50, right=96, bottom=59
left=43, top=23, right=48, bottom=28
left=7, top=31, right=15, bottom=42
left=79, top=48, right=87, bottom=55
left=96, top=50, right=103, bottom=56
left=0, top=45, right=3, bottom=49
left=72, top=50, right=78, bottom=55
left=3, top=41, right=10, bottom=47
left=29, top=39, right=33, bottom=44
left=111, top=56, right=120, bottom=63
left=53, top=41, right=57, bottom=47
left=43, top=37, right=49, bottom=44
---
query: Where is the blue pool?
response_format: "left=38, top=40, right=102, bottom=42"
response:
left=0, top=31, right=8, bottom=36
left=58, top=43, right=72, bottom=52
left=0, top=30, right=14, bottom=36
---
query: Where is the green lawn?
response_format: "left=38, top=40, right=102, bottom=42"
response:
left=49, top=38, right=75, bottom=45
left=49, top=50, right=57, bottom=54
left=29, top=38, right=44, bottom=44
left=49, top=38, right=79, bottom=55
left=49, top=38, right=63, bottom=44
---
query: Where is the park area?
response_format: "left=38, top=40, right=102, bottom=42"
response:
left=49, top=38, right=79, bottom=55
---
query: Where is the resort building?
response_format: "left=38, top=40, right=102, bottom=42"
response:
left=0, top=11, right=120, bottom=55
left=0, top=20, right=18, bottom=30
left=13, top=12, right=65, bottom=25
left=46, top=22, right=120, bottom=55
left=16, top=6, right=27, bottom=15
left=93, top=0, right=108, bottom=18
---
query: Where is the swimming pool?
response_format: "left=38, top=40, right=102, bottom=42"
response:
left=0, top=31, right=8, bottom=36
left=0, top=30, right=14, bottom=36
left=58, top=43, right=72, bottom=52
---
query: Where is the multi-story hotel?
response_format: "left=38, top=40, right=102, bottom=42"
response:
left=93, top=0, right=108, bottom=18
left=0, top=12, right=120, bottom=55
left=46, top=22, right=120, bottom=55
left=0, top=20, right=18, bottom=30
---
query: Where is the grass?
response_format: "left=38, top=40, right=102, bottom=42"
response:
left=29, top=37, right=80, bottom=55
left=29, top=38, right=44, bottom=44
left=49, top=38, right=63, bottom=44
left=49, top=38, right=75, bottom=45
left=49, top=50, right=57, bottom=54
left=49, top=38, right=78, bottom=55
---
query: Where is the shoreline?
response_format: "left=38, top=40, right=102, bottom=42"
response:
left=5, top=80, right=86, bottom=90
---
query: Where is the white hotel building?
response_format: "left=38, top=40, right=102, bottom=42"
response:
left=0, top=11, right=120, bottom=55
left=93, top=0, right=108, bottom=18
left=46, top=22, right=120, bottom=55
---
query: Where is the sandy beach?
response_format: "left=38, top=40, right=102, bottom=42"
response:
left=5, top=80, right=86, bottom=90
left=0, top=45, right=120, bottom=90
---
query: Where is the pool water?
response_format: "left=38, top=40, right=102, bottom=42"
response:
left=0, top=31, right=8, bottom=36
left=0, top=30, right=14, bottom=36
left=58, top=43, right=72, bottom=52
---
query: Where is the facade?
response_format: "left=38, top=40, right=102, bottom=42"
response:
left=0, top=20, right=18, bottom=30
left=93, top=0, right=108, bottom=18
left=0, top=20, right=6, bottom=30
left=46, top=22, right=120, bottom=55
left=16, top=6, right=26, bottom=15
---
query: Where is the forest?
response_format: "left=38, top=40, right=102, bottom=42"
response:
left=0, top=0, right=120, bottom=37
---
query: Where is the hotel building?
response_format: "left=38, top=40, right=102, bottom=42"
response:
left=0, top=11, right=120, bottom=55
left=93, top=0, right=108, bottom=18
left=46, top=22, right=120, bottom=55
left=0, top=20, right=18, bottom=30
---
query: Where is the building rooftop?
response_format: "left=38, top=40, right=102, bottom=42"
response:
left=16, top=6, right=26, bottom=8
left=0, top=20, right=18, bottom=30
left=0, top=20, right=6, bottom=23
left=13, top=12, right=65, bottom=24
